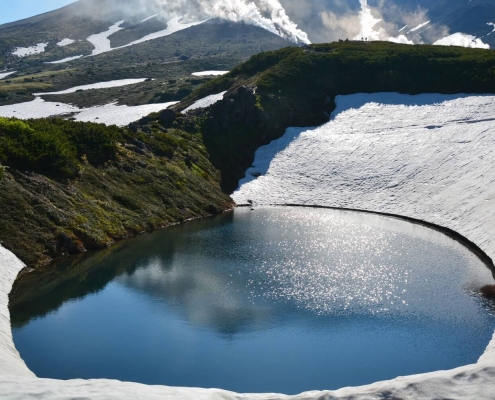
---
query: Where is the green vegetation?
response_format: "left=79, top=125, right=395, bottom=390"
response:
left=0, top=118, right=119, bottom=178
left=0, top=116, right=233, bottom=268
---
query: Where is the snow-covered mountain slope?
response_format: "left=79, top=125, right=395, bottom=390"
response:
left=1, top=92, right=495, bottom=399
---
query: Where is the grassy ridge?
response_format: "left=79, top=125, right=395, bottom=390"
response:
left=0, top=116, right=233, bottom=268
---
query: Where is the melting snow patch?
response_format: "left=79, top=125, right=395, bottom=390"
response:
left=34, top=78, right=150, bottom=96
left=73, top=101, right=178, bottom=126
left=87, top=20, right=125, bottom=56
left=12, top=43, right=48, bottom=57
left=192, top=71, right=229, bottom=76
left=0, top=97, right=177, bottom=127
left=86, top=17, right=206, bottom=58
left=0, top=71, right=16, bottom=79
left=56, top=38, right=75, bottom=47
left=434, top=33, right=489, bottom=49
left=183, top=91, right=227, bottom=113
left=0, top=97, right=78, bottom=119
left=45, top=55, right=84, bottom=64
left=124, top=17, right=207, bottom=47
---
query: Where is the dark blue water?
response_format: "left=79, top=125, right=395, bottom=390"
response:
left=10, top=207, right=495, bottom=394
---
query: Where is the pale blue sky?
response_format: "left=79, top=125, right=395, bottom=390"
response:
left=0, top=0, right=77, bottom=25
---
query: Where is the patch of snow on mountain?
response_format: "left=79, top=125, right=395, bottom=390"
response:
left=45, top=55, right=84, bottom=64
left=125, top=17, right=207, bottom=47
left=141, top=14, right=160, bottom=23
left=0, top=97, right=177, bottom=127
left=0, top=71, right=16, bottom=79
left=434, top=33, right=489, bottom=49
left=1, top=93, right=495, bottom=400
left=408, top=21, right=430, bottom=33
left=0, top=97, right=78, bottom=119
left=183, top=91, right=227, bottom=113
left=192, top=71, right=229, bottom=76
left=73, top=101, right=178, bottom=126
left=85, top=17, right=206, bottom=58
left=87, top=20, right=125, bottom=56
left=34, top=79, right=149, bottom=96
left=56, top=38, right=75, bottom=47
left=12, top=43, right=48, bottom=57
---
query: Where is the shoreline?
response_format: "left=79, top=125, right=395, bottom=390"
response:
left=238, top=203, right=495, bottom=279
left=1, top=205, right=494, bottom=399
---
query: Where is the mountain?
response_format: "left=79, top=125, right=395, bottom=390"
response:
left=0, top=0, right=292, bottom=108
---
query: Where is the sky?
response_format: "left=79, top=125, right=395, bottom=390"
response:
left=0, top=0, right=77, bottom=25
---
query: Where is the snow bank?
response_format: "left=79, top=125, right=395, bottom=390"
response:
left=34, top=78, right=149, bottom=96
left=12, top=43, right=48, bottom=57
left=192, top=71, right=229, bottom=76
left=0, top=97, right=178, bottom=127
left=434, top=33, right=489, bottom=49
left=56, top=38, right=75, bottom=47
left=87, top=20, right=125, bottom=56
left=45, top=55, right=83, bottom=64
left=1, top=92, right=495, bottom=399
left=86, top=17, right=206, bottom=58
left=123, top=17, right=207, bottom=47
left=0, top=71, right=16, bottom=79
left=183, top=91, right=227, bottom=112
left=73, top=101, right=178, bottom=126
left=0, top=97, right=79, bottom=119
left=45, top=17, right=207, bottom=64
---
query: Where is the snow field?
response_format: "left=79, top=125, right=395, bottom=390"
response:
left=1, top=93, right=495, bottom=398
left=33, top=78, right=150, bottom=96
left=183, top=91, right=227, bottom=113
left=0, top=97, right=178, bottom=127
left=56, top=38, right=75, bottom=47
left=87, top=20, right=125, bottom=56
left=45, top=55, right=84, bottom=64
left=0, top=71, right=16, bottom=79
left=0, top=79, right=173, bottom=126
left=192, top=71, right=229, bottom=76
left=12, top=42, right=48, bottom=57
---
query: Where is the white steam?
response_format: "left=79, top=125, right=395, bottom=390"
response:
left=354, top=0, right=383, bottom=41
left=207, top=0, right=310, bottom=43
left=139, top=0, right=310, bottom=44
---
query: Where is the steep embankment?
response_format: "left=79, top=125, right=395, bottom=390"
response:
left=0, top=115, right=233, bottom=268
left=177, top=41, right=495, bottom=192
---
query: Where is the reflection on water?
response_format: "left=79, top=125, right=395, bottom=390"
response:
left=10, top=207, right=495, bottom=394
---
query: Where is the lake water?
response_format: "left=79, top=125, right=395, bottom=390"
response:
left=10, top=207, right=495, bottom=395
